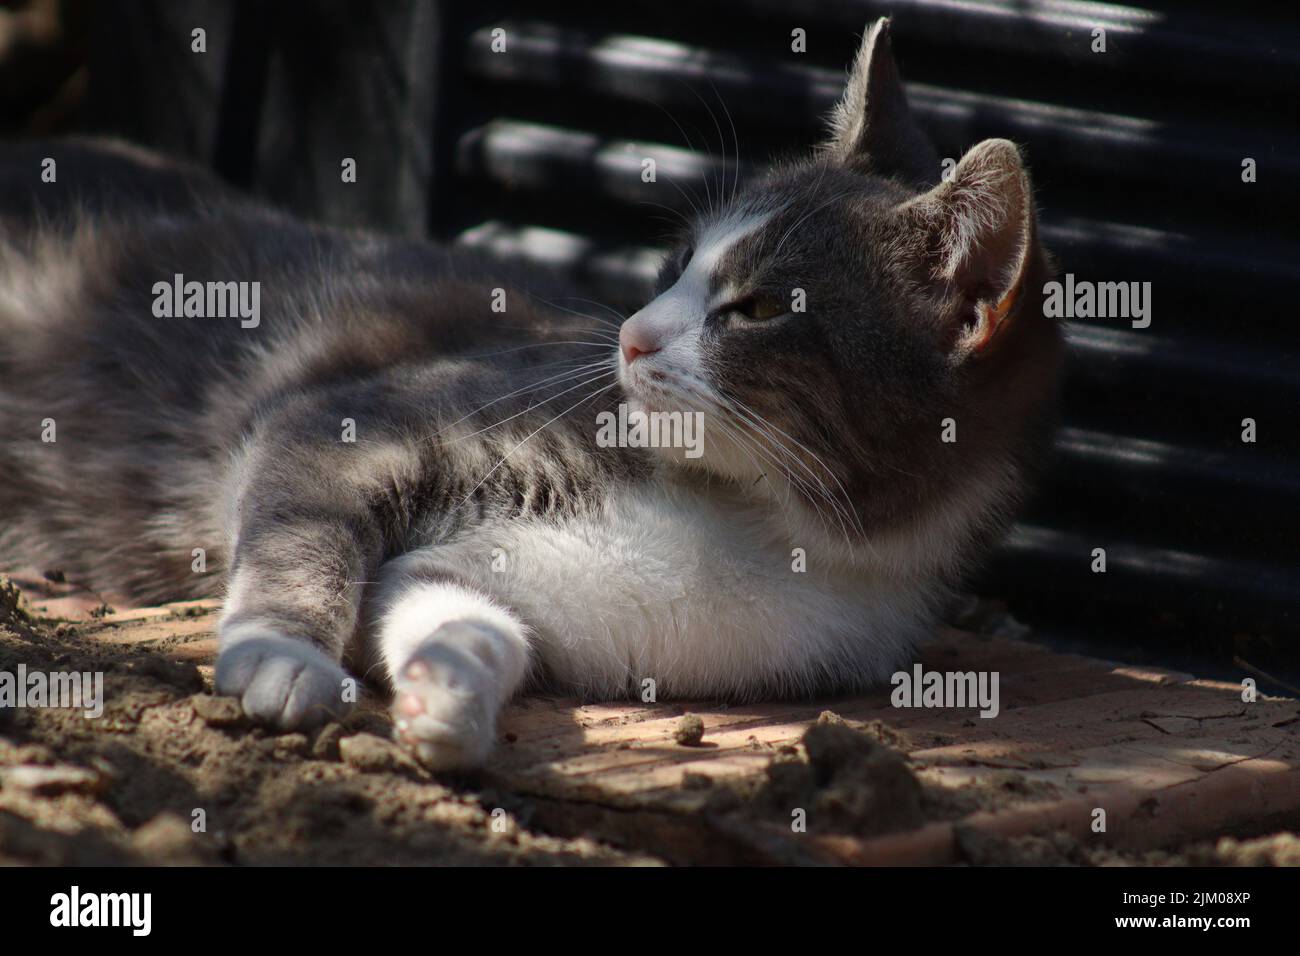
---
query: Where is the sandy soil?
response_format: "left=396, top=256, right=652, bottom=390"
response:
left=3, top=576, right=1297, bottom=866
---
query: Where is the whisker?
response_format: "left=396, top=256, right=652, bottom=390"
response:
left=660, top=374, right=843, bottom=533
left=635, top=92, right=710, bottom=220
left=524, top=295, right=624, bottom=337
left=635, top=199, right=693, bottom=233
left=704, top=75, right=743, bottom=209
left=425, top=359, right=616, bottom=443
left=556, top=297, right=627, bottom=324
left=727, top=395, right=868, bottom=543
left=460, top=339, right=618, bottom=360
left=662, top=369, right=862, bottom=544
left=681, top=80, right=729, bottom=218
left=674, top=382, right=792, bottom=510
left=460, top=380, right=620, bottom=506
left=438, top=365, right=618, bottom=447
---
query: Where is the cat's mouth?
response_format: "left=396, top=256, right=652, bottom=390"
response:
left=620, top=359, right=692, bottom=416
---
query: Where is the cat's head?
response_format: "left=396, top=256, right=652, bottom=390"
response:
left=616, top=18, right=1063, bottom=578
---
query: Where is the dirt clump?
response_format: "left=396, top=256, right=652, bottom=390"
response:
left=673, top=714, right=705, bottom=747
left=1185, top=832, right=1300, bottom=866
left=748, top=719, right=924, bottom=838
left=190, top=694, right=246, bottom=728
left=953, top=827, right=1300, bottom=868
left=955, top=827, right=1088, bottom=866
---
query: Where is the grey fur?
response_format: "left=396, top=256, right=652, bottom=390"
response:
left=825, top=18, right=941, bottom=188
left=0, top=21, right=1062, bottom=734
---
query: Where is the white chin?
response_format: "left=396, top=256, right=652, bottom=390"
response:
left=619, top=368, right=664, bottom=415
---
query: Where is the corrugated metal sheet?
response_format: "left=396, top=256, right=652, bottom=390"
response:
left=437, top=2, right=1300, bottom=670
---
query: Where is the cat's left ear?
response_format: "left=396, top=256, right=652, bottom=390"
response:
left=825, top=18, right=940, bottom=187
left=898, top=138, right=1038, bottom=359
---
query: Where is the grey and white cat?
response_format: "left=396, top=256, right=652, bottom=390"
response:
left=0, top=20, right=1062, bottom=768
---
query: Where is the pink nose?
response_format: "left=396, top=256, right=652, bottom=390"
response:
left=619, top=320, right=661, bottom=364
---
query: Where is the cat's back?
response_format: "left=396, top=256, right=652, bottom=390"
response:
left=0, top=138, right=613, bottom=601
left=0, top=137, right=241, bottom=227
left=0, top=138, right=582, bottom=409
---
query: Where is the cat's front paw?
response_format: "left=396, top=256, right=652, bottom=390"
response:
left=391, top=622, right=501, bottom=770
left=215, top=633, right=353, bottom=730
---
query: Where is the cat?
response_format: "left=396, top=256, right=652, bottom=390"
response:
left=0, top=19, right=1062, bottom=768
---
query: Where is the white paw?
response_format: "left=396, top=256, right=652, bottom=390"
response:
left=215, top=633, right=353, bottom=730
left=391, top=621, right=503, bottom=770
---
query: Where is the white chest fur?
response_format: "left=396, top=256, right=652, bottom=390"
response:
left=396, top=481, right=933, bottom=699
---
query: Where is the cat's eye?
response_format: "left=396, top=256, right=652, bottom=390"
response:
left=720, top=295, right=789, bottom=323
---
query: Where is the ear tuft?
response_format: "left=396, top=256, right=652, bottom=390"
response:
left=901, top=138, right=1037, bottom=357
left=825, top=18, right=940, bottom=188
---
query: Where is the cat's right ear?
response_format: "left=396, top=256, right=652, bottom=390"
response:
left=894, top=138, right=1039, bottom=361
left=824, top=18, right=940, bottom=188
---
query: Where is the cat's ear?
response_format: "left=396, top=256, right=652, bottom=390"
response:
left=898, top=138, right=1037, bottom=358
left=825, top=18, right=940, bottom=187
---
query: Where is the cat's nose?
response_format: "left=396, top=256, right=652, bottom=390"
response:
left=619, top=319, right=661, bottom=364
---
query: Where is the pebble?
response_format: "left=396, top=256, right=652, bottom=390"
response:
left=311, top=722, right=344, bottom=761
left=674, top=714, right=706, bottom=747
left=339, top=732, right=419, bottom=773
left=0, top=764, right=105, bottom=796
left=190, top=694, right=245, bottom=727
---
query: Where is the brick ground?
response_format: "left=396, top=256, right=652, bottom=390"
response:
left=12, top=569, right=1300, bottom=864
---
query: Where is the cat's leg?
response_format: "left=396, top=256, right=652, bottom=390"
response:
left=370, top=555, right=531, bottom=769
left=213, top=432, right=390, bottom=731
